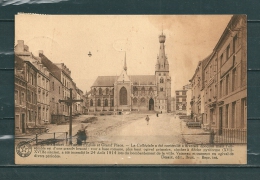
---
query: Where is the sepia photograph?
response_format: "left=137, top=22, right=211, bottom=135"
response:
left=14, top=14, right=247, bottom=164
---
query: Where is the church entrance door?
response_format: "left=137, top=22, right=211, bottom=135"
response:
left=149, top=98, right=154, bottom=110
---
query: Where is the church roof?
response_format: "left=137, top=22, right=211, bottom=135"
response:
left=129, top=75, right=156, bottom=85
left=92, top=75, right=156, bottom=87
left=92, top=76, right=118, bottom=87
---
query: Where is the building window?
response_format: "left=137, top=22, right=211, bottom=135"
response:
left=90, top=99, right=93, bottom=106
left=240, top=98, right=247, bottom=128
left=226, top=74, right=230, bottom=95
left=182, top=91, right=186, bottom=95
left=160, top=87, right=163, bottom=91
left=233, top=34, right=238, bottom=53
left=111, top=99, right=114, bottom=107
left=99, top=88, right=102, bottom=95
left=141, top=87, right=145, bottom=96
left=120, top=87, right=127, bottom=105
left=226, top=104, right=230, bottom=128
left=220, top=54, right=223, bottom=66
left=231, top=101, right=236, bottom=128
left=176, top=91, right=179, bottom=95
left=27, top=90, right=31, bottom=102
left=133, top=86, right=138, bottom=96
left=106, top=88, right=109, bottom=95
left=15, top=90, right=18, bottom=104
left=52, top=82, right=54, bottom=91
left=133, top=98, right=137, bottom=106
left=226, top=45, right=230, bottom=61
left=160, top=77, right=164, bottom=83
left=220, top=80, right=223, bottom=97
left=149, top=87, right=153, bottom=94
left=104, top=99, right=108, bottom=106
left=97, top=99, right=101, bottom=106
left=111, top=88, right=114, bottom=95
left=232, top=68, right=237, bottom=91
left=21, top=92, right=25, bottom=105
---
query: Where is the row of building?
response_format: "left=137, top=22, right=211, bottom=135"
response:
left=189, top=15, right=247, bottom=134
left=15, top=41, right=87, bottom=134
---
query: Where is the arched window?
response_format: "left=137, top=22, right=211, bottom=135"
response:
left=160, top=77, right=164, bottom=83
left=141, top=98, right=146, bottom=106
left=141, top=87, right=145, bottom=96
left=111, top=88, right=114, bottom=95
left=149, top=87, right=153, bottom=94
left=133, top=98, right=138, bottom=106
left=97, top=99, right=101, bottom=106
left=99, top=88, right=102, bottom=95
left=111, top=99, right=114, bottom=107
left=120, top=87, right=127, bottom=105
left=133, top=86, right=138, bottom=96
left=104, top=99, right=108, bottom=106
left=93, top=88, right=96, bottom=95
left=106, top=88, right=109, bottom=95
left=90, top=99, right=93, bottom=106
left=160, top=87, right=163, bottom=91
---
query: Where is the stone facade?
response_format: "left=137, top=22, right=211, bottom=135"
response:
left=189, top=15, right=247, bottom=134
left=88, top=33, right=171, bottom=113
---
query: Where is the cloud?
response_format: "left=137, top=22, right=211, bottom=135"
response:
left=1, top=0, right=68, bottom=6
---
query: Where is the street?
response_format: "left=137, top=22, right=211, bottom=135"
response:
left=16, top=113, right=211, bottom=145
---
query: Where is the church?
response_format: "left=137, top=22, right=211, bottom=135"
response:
left=88, top=33, right=171, bottom=113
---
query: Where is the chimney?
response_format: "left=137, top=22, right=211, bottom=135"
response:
left=16, top=40, right=24, bottom=52
left=39, top=50, right=43, bottom=56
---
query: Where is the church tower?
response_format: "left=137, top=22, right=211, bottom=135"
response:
left=155, top=32, right=171, bottom=113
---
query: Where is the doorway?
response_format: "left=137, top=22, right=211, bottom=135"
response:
left=22, top=114, right=25, bottom=133
left=219, top=107, right=223, bottom=135
left=149, top=98, right=154, bottom=110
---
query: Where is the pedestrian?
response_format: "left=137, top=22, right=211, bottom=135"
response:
left=156, top=113, right=158, bottom=117
left=76, top=124, right=87, bottom=145
left=145, top=115, right=150, bottom=125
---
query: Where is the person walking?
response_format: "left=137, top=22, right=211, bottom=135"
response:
left=145, top=115, right=150, bottom=125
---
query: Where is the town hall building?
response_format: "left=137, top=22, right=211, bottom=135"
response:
left=88, top=33, right=172, bottom=113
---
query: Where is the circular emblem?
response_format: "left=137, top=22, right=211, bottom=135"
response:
left=16, top=141, right=32, bottom=158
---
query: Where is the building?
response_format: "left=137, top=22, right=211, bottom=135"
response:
left=32, top=55, right=50, bottom=125
left=213, top=15, right=247, bottom=135
left=175, top=89, right=188, bottom=115
left=183, top=84, right=192, bottom=115
left=15, top=55, right=27, bottom=134
left=88, top=33, right=171, bottom=113
left=170, top=97, right=176, bottom=114
left=15, top=41, right=38, bottom=129
left=189, top=55, right=210, bottom=122
left=189, top=15, right=247, bottom=142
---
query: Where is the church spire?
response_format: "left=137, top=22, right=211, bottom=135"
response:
left=155, top=31, right=169, bottom=72
left=123, top=52, right=127, bottom=72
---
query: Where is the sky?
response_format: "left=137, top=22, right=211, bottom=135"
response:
left=15, top=14, right=232, bottom=94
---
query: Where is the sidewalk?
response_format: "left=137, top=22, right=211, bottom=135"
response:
left=180, top=120, right=211, bottom=144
